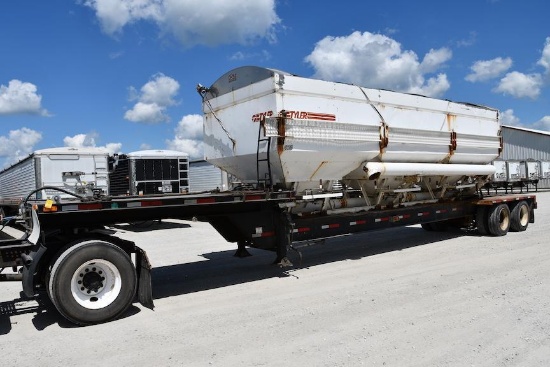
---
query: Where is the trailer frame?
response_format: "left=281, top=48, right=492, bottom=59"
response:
left=0, top=189, right=537, bottom=325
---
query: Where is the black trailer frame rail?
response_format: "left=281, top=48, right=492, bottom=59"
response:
left=0, top=189, right=537, bottom=326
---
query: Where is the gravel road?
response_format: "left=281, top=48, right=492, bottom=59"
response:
left=1, top=191, right=549, bottom=366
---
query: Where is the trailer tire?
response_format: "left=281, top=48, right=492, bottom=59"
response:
left=47, top=240, right=137, bottom=325
left=487, top=204, right=510, bottom=236
left=429, top=221, right=448, bottom=232
left=421, top=223, right=434, bottom=231
left=476, top=206, right=489, bottom=235
left=510, top=201, right=529, bottom=232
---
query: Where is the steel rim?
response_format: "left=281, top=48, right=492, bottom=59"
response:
left=519, top=205, right=529, bottom=226
left=499, top=209, right=510, bottom=230
left=70, top=259, right=122, bottom=310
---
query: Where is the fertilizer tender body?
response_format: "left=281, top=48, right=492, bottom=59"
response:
left=200, top=66, right=501, bottom=208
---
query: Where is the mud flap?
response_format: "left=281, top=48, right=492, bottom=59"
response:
left=135, top=246, right=154, bottom=310
left=22, top=244, right=47, bottom=298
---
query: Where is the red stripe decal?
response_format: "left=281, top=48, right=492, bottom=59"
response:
left=141, top=200, right=163, bottom=207
left=78, top=203, right=103, bottom=210
left=197, top=197, right=216, bottom=204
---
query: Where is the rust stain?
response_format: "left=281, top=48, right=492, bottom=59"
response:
left=276, top=112, right=286, bottom=155
left=309, top=161, right=328, bottom=180
left=379, top=122, right=389, bottom=153
left=449, top=130, right=457, bottom=154
left=446, top=113, right=456, bottom=131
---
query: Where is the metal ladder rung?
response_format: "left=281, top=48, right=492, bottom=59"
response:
left=256, top=119, right=273, bottom=188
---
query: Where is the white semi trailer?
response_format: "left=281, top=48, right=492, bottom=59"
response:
left=0, top=147, right=110, bottom=216
left=0, top=67, right=537, bottom=326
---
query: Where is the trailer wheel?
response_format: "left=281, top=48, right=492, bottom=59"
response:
left=421, top=223, right=434, bottom=231
left=47, top=240, right=137, bottom=325
left=476, top=206, right=489, bottom=235
left=421, top=221, right=450, bottom=232
left=429, top=221, right=448, bottom=232
left=487, top=204, right=510, bottom=236
left=510, top=201, right=529, bottom=232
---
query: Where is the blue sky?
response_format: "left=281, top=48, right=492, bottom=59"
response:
left=1, top=0, right=549, bottom=168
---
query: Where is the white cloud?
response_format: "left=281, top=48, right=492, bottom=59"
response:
left=166, top=114, right=203, bottom=158
left=83, top=0, right=163, bottom=36
left=499, top=109, right=521, bottom=126
left=456, top=31, right=477, bottom=48
left=0, top=127, right=42, bottom=167
left=63, top=132, right=122, bottom=154
left=408, top=74, right=450, bottom=97
left=229, top=49, right=271, bottom=61
left=488, top=39, right=550, bottom=99
left=0, top=80, right=49, bottom=116
left=493, top=71, right=543, bottom=99
left=139, top=143, right=152, bottom=150
left=537, top=37, right=550, bottom=74
left=533, top=116, right=550, bottom=131
left=124, top=73, right=179, bottom=123
left=304, top=31, right=452, bottom=97
left=420, top=48, right=453, bottom=73
left=465, top=57, right=513, bottom=82
left=125, top=101, right=167, bottom=123
left=83, top=0, right=280, bottom=46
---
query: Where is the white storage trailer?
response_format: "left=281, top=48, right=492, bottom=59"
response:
left=0, top=66, right=538, bottom=326
left=0, top=147, right=110, bottom=215
left=109, top=150, right=189, bottom=196
left=189, top=159, right=231, bottom=193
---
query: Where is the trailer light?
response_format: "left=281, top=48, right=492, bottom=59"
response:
left=42, top=199, right=58, bottom=212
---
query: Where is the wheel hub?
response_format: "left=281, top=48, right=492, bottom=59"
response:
left=77, top=264, right=106, bottom=295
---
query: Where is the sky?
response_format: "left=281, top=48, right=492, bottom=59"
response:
left=1, top=0, right=549, bottom=168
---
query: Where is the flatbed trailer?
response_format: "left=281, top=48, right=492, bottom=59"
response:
left=0, top=187, right=537, bottom=325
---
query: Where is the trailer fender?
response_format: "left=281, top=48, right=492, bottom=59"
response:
left=22, top=244, right=48, bottom=298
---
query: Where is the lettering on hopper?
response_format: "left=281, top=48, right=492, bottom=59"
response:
left=251, top=110, right=336, bottom=122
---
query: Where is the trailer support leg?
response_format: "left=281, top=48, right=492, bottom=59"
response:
left=234, top=240, right=252, bottom=258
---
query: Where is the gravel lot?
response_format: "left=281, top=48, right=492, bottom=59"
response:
left=1, top=191, right=549, bottom=366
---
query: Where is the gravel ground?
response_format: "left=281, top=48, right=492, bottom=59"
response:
left=1, top=191, right=549, bottom=366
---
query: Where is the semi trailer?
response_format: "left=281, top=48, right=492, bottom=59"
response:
left=485, top=159, right=550, bottom=193
left=0, top=66, right=538, bottom=326
left=108, top=150, right=190, bottom=196
left=0, top=147, right=110, bottom=216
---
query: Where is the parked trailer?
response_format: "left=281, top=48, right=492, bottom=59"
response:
left=0, top=147, right=110, bottom=216
left=486, top=159, right=547, bottom=194
left=0, top=66, right=539, bottom=325
left=109, top=150, right=189, bottom=196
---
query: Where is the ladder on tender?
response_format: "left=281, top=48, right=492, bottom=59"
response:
left=256, top=117, right=273, bottom=189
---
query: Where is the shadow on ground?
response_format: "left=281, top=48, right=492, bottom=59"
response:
left=151, top=225, right=471, bottom=300
left=0, top=225, right=475, bottom=331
